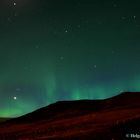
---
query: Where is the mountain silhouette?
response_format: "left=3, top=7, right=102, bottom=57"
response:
left=0, top=92, right=140, bottom=139
left=0, top=118, right=9, bottom=122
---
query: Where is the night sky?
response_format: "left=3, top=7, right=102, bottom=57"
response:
left=0, top=0, right=140, bottom=117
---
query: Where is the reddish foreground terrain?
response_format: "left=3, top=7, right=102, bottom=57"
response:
left=0, top=92, right=140, bottom=140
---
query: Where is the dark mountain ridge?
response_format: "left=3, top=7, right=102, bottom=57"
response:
left=4, top=92, right=140, bottom=124
left=0, top=92, right=139, bottom=140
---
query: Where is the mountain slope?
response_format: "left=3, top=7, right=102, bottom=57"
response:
left=0, top=118, right=9, bottom=122
left=0, top=92, right=140, bottom=140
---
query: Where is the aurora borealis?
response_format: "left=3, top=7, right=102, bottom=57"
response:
left=0, top=0, right=140, bottom=117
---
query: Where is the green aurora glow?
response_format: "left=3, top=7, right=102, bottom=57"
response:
left=0, top=0, right=140, bottom=117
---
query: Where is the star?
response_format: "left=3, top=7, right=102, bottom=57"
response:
left=35, top=46, right=39, bottom=49
left=13, top=2, right=17, bottom=6
left=133, top=16, right=136, bottom=19
left=77, top=25, right=81, bottom=28
left=13, top=96, right=17, bottom=100
left=60, top=56, right=64, bottom=60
